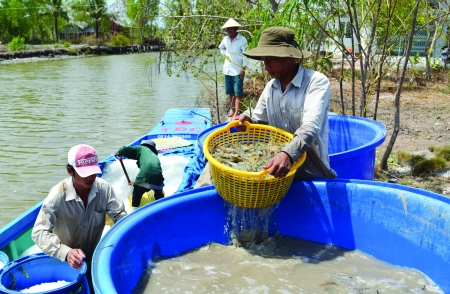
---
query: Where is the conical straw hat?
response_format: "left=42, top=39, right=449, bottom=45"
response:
left=222, top=18, right=242, bottom=29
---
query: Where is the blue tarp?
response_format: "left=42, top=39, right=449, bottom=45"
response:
left=173, top=146, right=206, bottom=193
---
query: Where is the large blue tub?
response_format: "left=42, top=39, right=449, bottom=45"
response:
left=328, top=113, right=386, bottom=180
left=195, top=114, right=386, bottom=181
left=93, top=180, right=450, bottom=293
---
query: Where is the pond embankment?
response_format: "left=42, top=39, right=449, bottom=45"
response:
left=0, top=44, right=162, bottom=64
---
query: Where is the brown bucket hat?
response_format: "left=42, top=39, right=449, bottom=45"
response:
left=243, top=27, right=312, bottom=60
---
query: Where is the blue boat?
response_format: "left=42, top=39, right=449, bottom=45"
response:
left=0, top=108, right=212, bottom=264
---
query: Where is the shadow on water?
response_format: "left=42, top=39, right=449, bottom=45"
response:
left=131, top=242, right=162, bottom=294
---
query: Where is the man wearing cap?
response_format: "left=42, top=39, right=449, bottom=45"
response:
left=238, top=26, right=337, bottom=179
left=115, top=139, right=164, bottom=211
left=32, top=144, right=127, bottom=290
left=218, top=18, right=248, bottom=119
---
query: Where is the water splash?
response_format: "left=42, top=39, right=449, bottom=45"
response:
left=224, top=202, right=280, bottom=249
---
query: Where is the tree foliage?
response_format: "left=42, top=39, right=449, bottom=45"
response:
left=42, top=0, right=69, bottom=42
left=71, top=0, right=108, bottom=41
left=126, top=0, right=159, bottom=43
left=111, top=33, right=130, bottom=47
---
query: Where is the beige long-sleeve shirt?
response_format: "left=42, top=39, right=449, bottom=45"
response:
left=247, top=66, right=336, bottom=178
left=32, top=177, right=127, bottom=263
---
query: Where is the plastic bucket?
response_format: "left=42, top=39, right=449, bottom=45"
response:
left=0, top=253, right=89, bottom=294
left=0, top=252, right=8, bottom=270
left=328, top=113, right=386, bottom=179
left=93, top=180, right=450, bottom=293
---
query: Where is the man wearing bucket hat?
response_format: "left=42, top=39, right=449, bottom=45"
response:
left=238, top=26, right=337, bottom=179
left=218, top=18, right=248, bottom=119
left=32, top=144, right=127, bottom=291
left=116, top=139, right=165, bottom=211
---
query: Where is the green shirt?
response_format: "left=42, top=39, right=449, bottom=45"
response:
left=116, top=145, right=164, bottom=188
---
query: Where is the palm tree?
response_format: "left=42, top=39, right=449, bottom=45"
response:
left=88, top=0, right=107, bottom=41
left=72, top=0, right=108, bottom=43
left=43, top=0, right=68, bottom=42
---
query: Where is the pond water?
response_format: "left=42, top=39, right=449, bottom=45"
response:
left=0, top=53, right=207, bottom=228
left=139, top=237, right=443, bottom=294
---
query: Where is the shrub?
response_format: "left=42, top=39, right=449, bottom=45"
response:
left=66, top=48, right=77, bottom=55
left=434, top=145, right=450, bottom=161
left=63, top=41, right=71, bottom=48
left=396, top=151, right=412, bottom=163
left=412, top=158, right=447, bottom=176
left=81, top=36, right=97, bottom=46
left=111, top=34, right=130, bottom=48
left=8, top=36, right=28, bottom=52
left=54, top=43, right=60, bottom=48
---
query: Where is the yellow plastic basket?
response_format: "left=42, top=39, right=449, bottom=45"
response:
left=203, top=120, right=306, bottom=208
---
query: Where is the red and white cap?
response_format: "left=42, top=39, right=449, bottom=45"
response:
left=68, top=144, right=102, bottom=178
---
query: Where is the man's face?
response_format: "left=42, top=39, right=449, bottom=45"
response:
left=69, top=168, right=97, bottom=190
left=226, top=27, right=238, bottom=36
left=261, top=56, right=296, bottom=79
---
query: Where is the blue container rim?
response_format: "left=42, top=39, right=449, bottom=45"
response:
left=328, top=113, right=387, bottom=158
left=0, top=253, right=87, bottom=294
left=0, top=251, right=8, bottom=266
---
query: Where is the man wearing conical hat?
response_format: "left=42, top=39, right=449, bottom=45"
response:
left=218, top=18, right=248, bottom=119
left=238, top=27, right=337, bottom=179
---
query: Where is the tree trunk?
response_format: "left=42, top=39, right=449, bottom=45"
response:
left=268, top=0, right=279, bottom=13
left=96, top=18, right=99, bottom=40
left=54, top=16, right=58, bottom=43
left=380, top=0, right=421, bottom=171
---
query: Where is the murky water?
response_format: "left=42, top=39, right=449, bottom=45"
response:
left=139, top=237, right=442, bottom=294
left=0, top=53, right=206, bottom=228
left=132, top=205, right=443, bottom=294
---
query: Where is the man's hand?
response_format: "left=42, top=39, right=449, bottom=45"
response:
left=237, top=114, right=249, bottom=125
left=263, top=152, right=292, bottom=178
left=66, top=248, right=85, bottom=269
left=234, top=114, right=250, bottom=131
left=240, top=70, right=245, bottom=79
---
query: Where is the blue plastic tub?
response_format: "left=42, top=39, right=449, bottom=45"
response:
left=328, top=113, right=386, bottom=180
left=93, top=180, right=450, bottom=293
left=0, top=253, right=89, bottom=294
left=195, top=114, right=386, bottom=181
